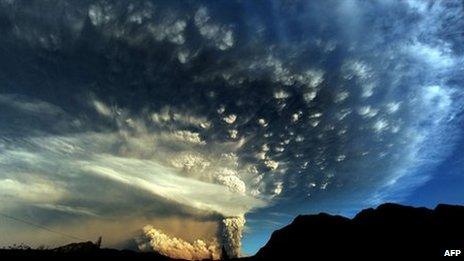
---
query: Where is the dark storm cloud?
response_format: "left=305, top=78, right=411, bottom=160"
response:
left=0, top=0, right=463, bottom=258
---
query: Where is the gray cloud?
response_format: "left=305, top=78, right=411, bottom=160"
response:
left=139, top=225, right=221, bottom=260
left=0, top=0, right=463, bottom=258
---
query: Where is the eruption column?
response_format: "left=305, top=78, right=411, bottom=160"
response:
left=221, top=216, right=245, bottom=258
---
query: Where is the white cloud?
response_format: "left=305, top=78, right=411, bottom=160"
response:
left=342, top=60, right=373, bottom=80
left=93, top=100, right=113, bottom=117
left=334, top=91, right=349, bottom=103
left=148, top=20, right=187, bottom=45
left=303, top=69, right=325, bottom=88
left=151, top=106, right=212, bottom=129
left=335, top=155, right=346, bottom=162
left=0, top=94, right=66, bottom=116
left=170, top=130, right=206, bottom=145
left=171, top=152, right=211, bottom=173
left=408, top=41, right=455, bottom=69
left=223, top=114, right=237, bottom=124
left=373, top=119, right=389, bottom=133
left=336, top=108, right=352, bottom=121
left=422, top=85, right=452, bottom=113
left=357, top=105, right=378, bottom=118
left=177, top=49, right=190, bottom=64
left=228, top=129, right=238, bottom=139
left=274, top=90, right=290, bottom=99
left=0, top=178, right=64, bottom=204
left=309, top=119, right=320, bottom=127
left=88, top=4, right=114, bottom=27
left=303, top=90, right=317, bottom=103
left=264, top=159, right=279, bottom=170
left=291, top=112, right=301, bottom=123
left=386, top=102, right=401, bottom=114
left=258, top=118, right=268, bottom=127
left=194, top=7, right=234, bottom=51
left=272, top=182, right=283, bottom=195
left=361, top=83, right=375, bottom=98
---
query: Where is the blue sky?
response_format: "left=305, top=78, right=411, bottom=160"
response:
left=0, top=0, right=464, bottom=259
left=402, top=135, right=464, bottom=208
left=243, top=126, right=464, bottom=255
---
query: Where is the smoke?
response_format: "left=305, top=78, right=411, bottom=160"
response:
left=1, top=0, right=463, bottom=258
left=139, top=225, right=221, bottom=260
left=139, top=216, right=245, bottom=259
left=221, top=216, right=246, bottom=258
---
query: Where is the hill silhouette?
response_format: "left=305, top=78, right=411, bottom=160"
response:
left=1, top=203, right=463, bottom=260
left=251, top=203, right=464, bottom=259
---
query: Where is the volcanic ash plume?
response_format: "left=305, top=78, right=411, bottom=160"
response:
left=221, top=216, right=246, bottom=258
left=140, top=225, right=221, bottom=260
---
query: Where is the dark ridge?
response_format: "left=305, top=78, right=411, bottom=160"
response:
left=0, top=241, right=181, bottom=260
left=252, top=203, right=464, bottom=259
left=1, top=203, right=463, bottom=260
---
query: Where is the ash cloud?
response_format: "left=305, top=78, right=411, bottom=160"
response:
left=139, top=226, right=221, bottom=260
left=0, top=0, right=463, bottom=258
left=221, top=216, right=246, bottom=258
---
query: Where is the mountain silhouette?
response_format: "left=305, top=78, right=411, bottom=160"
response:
left=250, top=203, right=464, bottom=259
left=1, top=203, right=463, bottom=260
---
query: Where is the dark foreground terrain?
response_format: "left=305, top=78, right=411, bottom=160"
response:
left=251, top=203, right=464, bottom=259
left=1, top=203, right=463, bottom=260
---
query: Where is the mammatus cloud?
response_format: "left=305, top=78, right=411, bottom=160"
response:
left=0, top=0, right=463, bottom=258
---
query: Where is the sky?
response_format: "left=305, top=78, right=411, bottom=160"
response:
left=402, top=135, right=464, bottom=208
left=0, top=0, right=463, bottom=258
left=243, top=134, right=464, bottom=254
